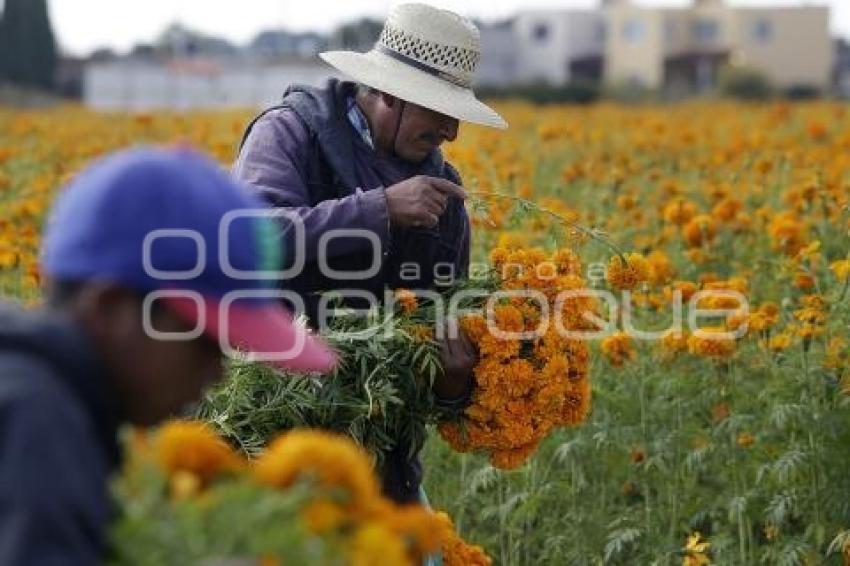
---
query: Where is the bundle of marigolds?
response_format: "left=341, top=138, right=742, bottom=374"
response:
left=198, top=246, right=594, bottom=472
left=438, top=246, right=595, bottom=469
left=110, top=421, right=490, bottom=565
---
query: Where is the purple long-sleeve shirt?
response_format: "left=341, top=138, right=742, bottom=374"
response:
left=233, top=107, right=395, bottom=263
left=232, top=95, right=470, bottom=310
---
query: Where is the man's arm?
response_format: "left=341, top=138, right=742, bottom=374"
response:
left=0, top=389, right=109, bottom=566
left=233, top=109, right=391, bottom=263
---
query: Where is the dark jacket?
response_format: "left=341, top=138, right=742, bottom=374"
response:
left=233, top=79, right=471, bottom=504
left=0, top=303, right=121, bottom=565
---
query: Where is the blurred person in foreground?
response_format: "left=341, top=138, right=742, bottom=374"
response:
left=234, top=3, right=508, bottom=505
left=0, top=148, right=336, bottom=564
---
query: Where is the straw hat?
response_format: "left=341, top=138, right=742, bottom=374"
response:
left=320, top=3, right=508, bottom=129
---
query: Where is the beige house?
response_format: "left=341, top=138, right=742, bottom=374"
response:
left=603, top=0, right=832, bottom=92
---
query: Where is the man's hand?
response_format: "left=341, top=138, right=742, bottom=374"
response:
left=433, top=325, right=476, bottom=400
left=385, top=175, right=467, bottom=229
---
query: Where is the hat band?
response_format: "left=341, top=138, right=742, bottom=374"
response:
left=374, top=44, right=471, bottom=89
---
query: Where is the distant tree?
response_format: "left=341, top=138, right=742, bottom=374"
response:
left=327, top=18, right=382, bottom=51
left=0, top=0, right=58, bottom=89
left=718, top=65, right=773, bottom=101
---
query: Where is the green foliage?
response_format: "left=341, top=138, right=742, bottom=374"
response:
left=195, top=296, right=449, bottom=469
left=719, top=65, right=774, bottom=101
left=0, top=0, right=58, bottom=90
left=108, top=458, right=344, bottom=565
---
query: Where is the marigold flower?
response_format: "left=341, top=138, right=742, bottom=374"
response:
left=600, top=332, right=637, bottom=367
left=662, top=198, right=697, bottom=225
left=436, top=512, right=493, bottom=566
left=767, top=211, right=807, bottom=256
left=712, top=197, right=743, bottom=222
left=155, top=421, right=244, bottom=486
left=793, top=271, right=816, bottom=290
left=647, top=250, right=675, bottom=286
left=606, top=253, right=650, bottom=291
left=687, top=328, right=736, bottom=359
left=712, top=402, right=730, bottom=423
left=659, top=330, right=689, bottom=357
left=831, top=259, right=850, bottom=281
left=765, top=332, right=793, bottom=353
left=763, top=524, right=780, bottom=541
left=440, top=249, right=592, bottom=469
left=406, top=324, right=434, bottom=343
left=350, top=523, right=411, bottom=566
left=824, top=337, right=849, bottom=372
left=682, top=215, right=718, bottom=247
left=630, top=448, right=646, bottom=464
left=683, top=532, right=711, bottom=566
left=664, top=281, right=698, bottom=302
left=253, top=430, right=381, bottom=514
left=395, top=288, right=418, bottom=314
left=737, top=432, right=755, bottom=448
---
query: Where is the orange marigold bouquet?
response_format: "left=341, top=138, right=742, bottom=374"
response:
left=111, top=420, right=489, bottom=565
left=198, top=243, right=596, bottom=473
left=437, top=246, right=595, bottom=469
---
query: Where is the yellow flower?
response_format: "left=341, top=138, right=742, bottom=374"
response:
left=683, top=532, right=711, bottom=566
left=436, top=511, right=493, bottom=566
left=659, top=330, right=689, bottom=358
left=662, top=198, right=698, bottom=225
left=824, top=337, right=849, bottom=373
left=300, top=500, right=346, bottom=533
left=606, top=253, right=650, bottom=291
left=395, top=288, right=418, bottom=314
left=169, top=470, right=202, bottom=501
left=155, top=421, right=244, bottom=486
left=647, top=250, right=675, bottom=286
left=687, top=328, right=736, bottom=359
left=682, top=215, right=718, bottom=248
left=406, top=323, right=434, bottom=343
left=601, top=332, right=637, bottom=367
left=737, top=432, right=755, bottom=448
left=253, top=429, right=380, bottom=514
left=765, top=332, right=793, bottom=353
left=350, top=523, right=412, bottom=566
left=831, top=259, right=850, bottom=281
left=767, top=211, right=807, bottom=256
left=763, top=524, right=779, bottom=541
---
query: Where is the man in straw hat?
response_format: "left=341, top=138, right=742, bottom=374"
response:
left=233, top=3, right=507, bottom=504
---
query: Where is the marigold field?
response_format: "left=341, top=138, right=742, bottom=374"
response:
left=2, top=100, right=850, bottom=565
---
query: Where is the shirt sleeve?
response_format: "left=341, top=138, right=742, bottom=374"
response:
left=0, top=390, right=109, bottom=566
left=232, top=108, right=390, bottom=264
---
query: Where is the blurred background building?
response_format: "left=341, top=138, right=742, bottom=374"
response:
left=0, top=0, right=845, bottom=109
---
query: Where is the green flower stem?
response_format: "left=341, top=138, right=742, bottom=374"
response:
left=468, top=189, right=628, bottom=260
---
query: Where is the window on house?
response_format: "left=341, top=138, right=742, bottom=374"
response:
left=752, top=19, right=773, bottom=42
left=532, top=23, right=549, bottom=43
left=596, top=22, right=607, bottom=43
left=623, top=19, right=645, bottom=43
left=664, top=20, right=677, bottom=43
left=693, top=19, right=719, bottom=43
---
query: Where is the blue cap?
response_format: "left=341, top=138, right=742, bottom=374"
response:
left=41, top=147, right=336, bottom=373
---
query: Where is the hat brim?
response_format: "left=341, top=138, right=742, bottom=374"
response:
left=320, top=50, right=508, bottom=130
left=162, top=295, right=338, bottom=374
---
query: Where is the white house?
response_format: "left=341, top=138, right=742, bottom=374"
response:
left=512, top=10, right=606, bottom=85
left=83, top=59, right=341, bottom=111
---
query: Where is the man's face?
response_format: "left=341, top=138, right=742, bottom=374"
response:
left=80, top=288, right=225, bottom=426
left=392, top=101, right=459, bottom=162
